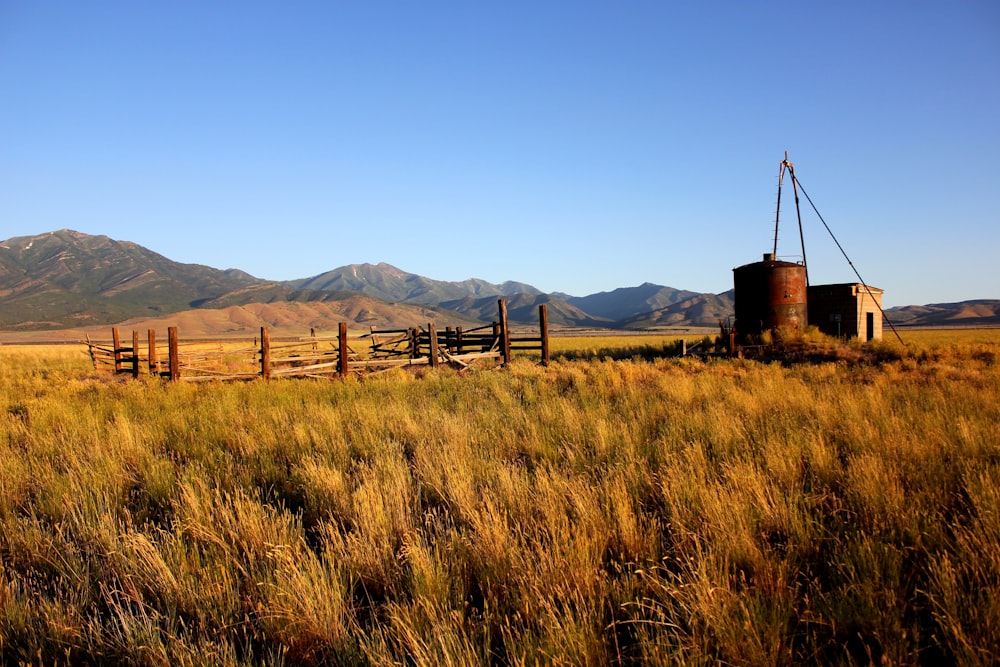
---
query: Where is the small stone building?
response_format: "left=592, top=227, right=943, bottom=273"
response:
left=807, top=283, right=884, bottom=341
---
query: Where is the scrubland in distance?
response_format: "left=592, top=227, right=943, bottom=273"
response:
left=0, top=330, right=998, bottom=665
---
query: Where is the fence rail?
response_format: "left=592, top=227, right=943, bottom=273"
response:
left=85, top=300, right=551, bottom=382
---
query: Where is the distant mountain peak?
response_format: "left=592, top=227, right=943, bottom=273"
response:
left=5, top=229, right=988, bottom=335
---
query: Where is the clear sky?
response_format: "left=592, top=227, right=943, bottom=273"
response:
left=2, top=1, right=998, bottom=307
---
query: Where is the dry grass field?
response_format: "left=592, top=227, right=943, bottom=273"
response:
left=0, top=329, right=997, bottom=665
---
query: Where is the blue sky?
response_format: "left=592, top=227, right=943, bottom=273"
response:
left=2, top=1, right=998, bottom=307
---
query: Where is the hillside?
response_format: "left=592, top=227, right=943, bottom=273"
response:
left=438, top=293, right=614, bottom=328
left=887, top=300, right=1000, bottom=328
left=110, top=298, right=484, bottom=338
left=2, top=230, right=996, bottom=336
left=554, top=283, right=700, bottom=321
left=620, top=291, right=736, bottom=328
left=287, top=263, right=542, bottom=304
left=0, top=230, right=265, bottom=329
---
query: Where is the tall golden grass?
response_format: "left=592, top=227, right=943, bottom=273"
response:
left=0, top=329, right=997, bottom=665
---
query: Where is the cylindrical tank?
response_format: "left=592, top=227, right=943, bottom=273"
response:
left=733, top=253, right=808, bottom=340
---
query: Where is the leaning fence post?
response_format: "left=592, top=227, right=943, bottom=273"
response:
left=338, top=322, right=349, bottom=378
left=498, top=299, right=511, bottom=366
left=132, top=330, right=140, bottom=378
left=428, top=323, right=439, bottom=368
left=112, top=327, right=123, bottom=373
left=86, top=334, right=98, bottom=371
left=168, top=327, right=180, bottom=381
left=539, top=304, right=550, bottom=366
left=260, top=327, right=271, bottom=380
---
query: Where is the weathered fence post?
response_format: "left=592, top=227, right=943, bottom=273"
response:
left=168, top=327, right=180, bottom=381
left=498, top=299, right=511, bottom=366
left=455, top=326, right=464, bottom=355
left=445, top=326, right=454, bottom=353
left=86, top=334, right=98, bottom=371
left=409, top=328, right=419, bottom=360
left=338, top=322, right=349, bottom=378
left=131, top=330, right=140, bottom=378
left=539, top=304, right=550, bottom=366
left=148, top=330, right=158, bottom=374
left=680, top=339, right=687, bottom=357
left=112, top=327, right=123, bottom=373
left=260, top=327, right=271, bottom=380
left=428, top=323, right=439, bottom=368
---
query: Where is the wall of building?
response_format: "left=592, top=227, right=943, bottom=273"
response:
left=807, top=283, right=883, bottom=341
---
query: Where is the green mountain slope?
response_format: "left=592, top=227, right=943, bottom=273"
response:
left=6, top=229, right=990, bottom=335
left=620, top=291, right=735, bottom=328
left=439, top=293, right=613, bottom=327
left=0, top=230, right=267, bottom=329
left=287, top=263, right=542, bottom=304
left=553, top=283, right=700, bottom=321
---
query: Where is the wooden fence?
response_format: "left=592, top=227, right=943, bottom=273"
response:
left=86, top=299, right=550, bottom=382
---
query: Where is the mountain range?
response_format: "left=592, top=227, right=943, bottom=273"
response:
left=0, top=229, right=996, bottom=335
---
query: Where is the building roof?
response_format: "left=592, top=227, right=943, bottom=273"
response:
left=809, top=282, right=884, bottom=294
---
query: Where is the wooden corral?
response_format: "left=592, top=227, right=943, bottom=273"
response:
left=87, top=299, right=551, bottom=382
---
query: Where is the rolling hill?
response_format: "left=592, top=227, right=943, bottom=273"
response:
left=287, top=263, right=542, bottom=304
left=0, top=230, right=264, bottom=329
left=553, top=283, right=700, bottom=321
left=439, top=293, right=614, bottom=328
left=110, top=297, right=484, bottom=338
left=619, top=291, right=736, bottom=328
left=1, top=230, right=996, bottom=337
left=886, top=300, right=1000, bottom=328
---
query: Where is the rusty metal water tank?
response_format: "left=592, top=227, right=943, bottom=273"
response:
left=733, top=253, right=808, bottom=339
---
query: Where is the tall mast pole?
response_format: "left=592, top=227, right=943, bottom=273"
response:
left=773, top=151, right=809, bottom=283
left=772, top=156, right=786, bottom=257
left=785, top=156, right=809, bottom=285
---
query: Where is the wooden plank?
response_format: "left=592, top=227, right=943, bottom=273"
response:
left=439, top=348, right=470, bottom=369
left=272, top=360, right=341, bottom=375
left=350, top=357, right=431, bottom=369
left=270, top=351, right=339, bottom=363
